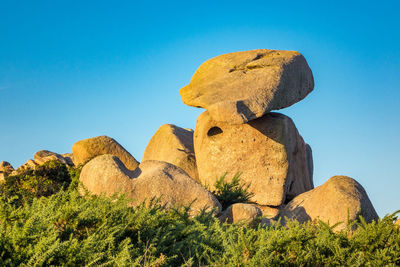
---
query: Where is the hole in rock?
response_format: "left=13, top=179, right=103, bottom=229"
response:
left=207, top=126, right=223, bottom=137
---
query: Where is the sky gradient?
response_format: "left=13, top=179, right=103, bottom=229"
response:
left=1, top=1, right=399, bottom=217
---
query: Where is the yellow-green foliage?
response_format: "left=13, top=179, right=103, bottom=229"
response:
left=0, top=163, right=399, bottom=266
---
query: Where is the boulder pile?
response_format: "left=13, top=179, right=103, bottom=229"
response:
left=1, top=49, right=379, bottom=229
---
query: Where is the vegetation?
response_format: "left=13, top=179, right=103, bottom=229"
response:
left=0, top=162, right=399, bottom=266
left=212, top=173, right=254, bottom=210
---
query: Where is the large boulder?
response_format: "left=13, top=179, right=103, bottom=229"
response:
left=279, top=176, right=379, bottom=231
left=72, top=136, right=139, bottom=170
left=79, top=155, right=221, bottom=214
left=180, top=49, right=314, bottom=124
left=34, top=150, right=70, bottom=165
left=219, top=203, right=262, bottom=225
left=142, top=124, right=199, bottom=182
left=194, top=111, right=313, bottom=206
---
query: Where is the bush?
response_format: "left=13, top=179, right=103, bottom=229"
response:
left=0, top=161, right=82, bottom=207
left=212, top=173, right=254, bottom=210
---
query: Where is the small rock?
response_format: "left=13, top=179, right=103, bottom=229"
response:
left=256, top=205, right=281, bottom=219
left=219, top=203, right=262, bottom=225
left=34, top=150, right=69, bottom=165
left=61, top=153, right=74, bottom=166
left=180, top=49, right=314, bottom=124
left=0, top=161, right=14, bottom=174
left=79, top=155, right=221, bottom=215
left=279, top=176, right=379, bottom=231
left=142, top=124, right=199, bottom=181
left=72, top=135, right=139, bottom=170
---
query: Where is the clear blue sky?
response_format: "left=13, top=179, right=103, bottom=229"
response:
left=1, top=1, right=399, bottom=217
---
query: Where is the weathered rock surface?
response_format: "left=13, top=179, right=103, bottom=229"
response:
left=219, top=203, right=262, bottom=225
left=194, top=111, right=313, bottom=206
left=396, top=218, right=400, bottom=226
left=0, top=161, right=14, bottom=174
left=142, top=124, right=199, bottom=181
left=72, top=136, right=139, bottom=170
left=256, top=205, right=281, bottom=219
left=280, top=175, right=379, bottom=231
left=34, top=150, right=69, bottom=165
left=180, top=49, right=314, bottom=124
left=79, top=155, right=221, bottom=214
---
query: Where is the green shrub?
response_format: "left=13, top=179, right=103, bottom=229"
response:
left=0, top=161, right=82, bottom=207
left=212, top=173, right=254, bottom=210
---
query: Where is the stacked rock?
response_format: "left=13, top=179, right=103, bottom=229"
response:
left=178, top=49, right=378, bottom=228
left=4, top=49, right=376, bottom=228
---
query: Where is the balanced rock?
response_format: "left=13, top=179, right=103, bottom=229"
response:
left=280, top=176, right=379, bottom=231
left=79, top=155, right=221, bottom=214
left=180, top=49, right=314, bottom=124
left=194, top=111, right=313, bottom=206
left=0, top=161, right=14, bottom=174
left=72, top=136, right=139, bottom=170
left=219, top=203, right=262, bottom=225
left=34, top=150, right=70, bottom=165
left=142, top=124, right=199, bottom=181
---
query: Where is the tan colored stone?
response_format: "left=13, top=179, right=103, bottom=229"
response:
left=194, top=111, right=313, bottom=206
left=219, top=203, right=262, bottom=225
left=280, top=176, right=379, bottom=231
left=180, top=49, right=314, bottom=124
left=0, top=161, right=14, bottom=174
left=256, top=205, right=281, bottom=219
left=0, top=172, right=5, bottom=182
left=34, top=150, right=69, bottom=165
left=395, top=218, right=400, bottom=226
left=18, top=159, right=39, bottom=171
left=142, top=124, right=199, bottom=181
left=72, top=136, right=139, bottom=170
left=79, top=155, right=221, bottom=215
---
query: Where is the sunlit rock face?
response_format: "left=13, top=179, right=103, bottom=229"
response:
left=194, top=111, right=313, bottom=207
left=142, top=124, right=199, bottom=182
left=280, top=175, right=379, bottom=231
left=180, top=49, right=314, bottom=124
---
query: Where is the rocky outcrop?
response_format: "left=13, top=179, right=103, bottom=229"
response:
left=34, top=150, right=70, bottom=165
left=79, top=155, right=221, bottom=214
left=279, top=176, right=379, bottom=231
left=0, top=161, right=14, bottom=174
left=180, top=49, right=314, bottom=124
left=142, top=124, right=199, bottom=181
left=305, top=144, right=314, bottom=188
left=72, top=136, right=139, bottom=170
left=194, top=111, right=313, bottom=206
left=219, top=203, right=262, bottom=225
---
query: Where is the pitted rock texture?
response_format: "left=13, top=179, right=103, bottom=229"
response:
left=72, top=135, right=139, bottom=170
left=280, top=175, right=379, bottom=231
left=79, top=155, right=221, bottom=215
left=180, top=49, right=314, bottom=124
left=194, top=111, right=313, bottom=206
left=142, top=124, right=199, bottom=182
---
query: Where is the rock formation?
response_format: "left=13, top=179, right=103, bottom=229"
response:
left=79, top=154, right=221, bottom=215
left=142, top=124, right=199, bottom=182
left=194, top=111, right=313, bottom=206
left=180, top=49, right=314, bottom=124
left=72, top=135, right=139, bottom=170
left=0, top=161, right=14, bottom=174
left=34, top=150, right=71, bottom=165
left=279, top=176, right=379, bottom=231
left=219, top=203, right=262, bottom=225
